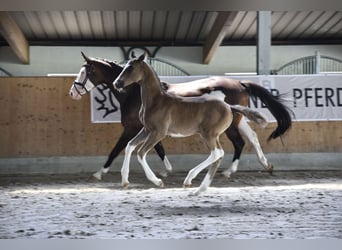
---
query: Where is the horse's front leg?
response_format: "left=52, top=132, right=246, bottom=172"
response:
left=93, top=127, right=140, bottom=180
left=121, top=128, right=148, bottom=188
left=137, top=132, right=166, bottom=187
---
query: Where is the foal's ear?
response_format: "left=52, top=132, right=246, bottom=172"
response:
left=81, top=51, right=91, bottom=63
left=138, top=52, right=147, bottom=62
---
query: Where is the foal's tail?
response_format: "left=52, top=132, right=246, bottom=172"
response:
left=240, top=82, right=294, bottom=141
left=230, top=105, right=268, bottom=128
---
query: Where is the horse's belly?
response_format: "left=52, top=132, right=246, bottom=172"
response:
left=168, top=132, right=188, bottom=138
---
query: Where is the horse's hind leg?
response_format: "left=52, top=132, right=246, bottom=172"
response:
left=238, top=117, right=273, bottom=174
left=192, top=158, right=223, bottom=195
left=183, top=136, right=224, bottom=188
left=137, top=132, right=166, bottom=187
left=154, top=141, right=173, bottom=174
left=222, top=126, right=245, bottom=178
left=192, top=138, right=224, bottom=195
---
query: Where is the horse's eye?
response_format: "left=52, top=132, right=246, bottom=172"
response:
left=126, top=65, right=133, bottom=73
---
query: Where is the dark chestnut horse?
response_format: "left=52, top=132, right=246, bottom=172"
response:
left=69, top=52, right=292, bottom=180
left=114, top=53, right=269, bottom=194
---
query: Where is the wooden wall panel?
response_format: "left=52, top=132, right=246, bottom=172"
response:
left=0, top=77, right=341, bottom=158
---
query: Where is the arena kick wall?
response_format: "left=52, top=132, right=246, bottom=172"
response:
left=0, top=77, right=341, bottom=173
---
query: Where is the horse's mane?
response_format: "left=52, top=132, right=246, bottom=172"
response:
left=94, top=57, right=124, bottom=70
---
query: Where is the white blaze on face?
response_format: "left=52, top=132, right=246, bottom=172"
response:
left=69, top=66, right=95, bottom=100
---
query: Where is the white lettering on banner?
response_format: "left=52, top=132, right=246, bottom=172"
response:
left=90, top=74, right=342, bottom=123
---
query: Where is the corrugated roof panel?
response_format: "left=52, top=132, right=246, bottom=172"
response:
left=76, top=11, right=92, bottom=39
left=10, top=12, right=35, bottom=39
left=320, top=12, right=342, bottom=37
left=225, top=11, right=247, bottom=40
left=102, top=11, right=116, bottom=39
left=49, top=11, right=70, bottom=40
left=174, top=11, right=193, bottom=41
left=62, top=11, right=82, bottom=40
left=302, top=11, right=336, bottom=38
left=140, top=11, right=154, bottom=40
left=196, top=12, right=217, bottom=41
left=163, top=10, right=181, bottom=40
left=1, top=11, right=341, bottom=46
left=24, top=11, right=46, bottom=39
left=36, top=11, right=58, bottom=40
left=230, top=11, right=256, bottom=40
left=272, top=11, right=299, bottom=39
left=89, top=11, right=105, bottom=40
left=152, top=11, right=168, bottom=40
left=127, top=11, right=141, bottom=39
left=185, top=11, right=207, bottom=41
left=115, top=11, right=128, bottom=39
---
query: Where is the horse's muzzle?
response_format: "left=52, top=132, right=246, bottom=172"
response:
left=114, top=79, right=125, bottom=91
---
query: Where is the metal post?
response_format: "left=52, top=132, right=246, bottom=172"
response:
left=257, top=11, right=271, bottom=75
left=315, top=50, right=320, bottom=74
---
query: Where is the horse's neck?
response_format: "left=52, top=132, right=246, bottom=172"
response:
left=140, top=64, right=164, bottom=108
left=102, top=65, right=135, bottom=105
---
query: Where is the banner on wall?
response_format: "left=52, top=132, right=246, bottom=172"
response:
left=90, top=74, right=342, bottom=123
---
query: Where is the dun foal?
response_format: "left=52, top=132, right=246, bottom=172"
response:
left=113, top=53, right=268, bottom=195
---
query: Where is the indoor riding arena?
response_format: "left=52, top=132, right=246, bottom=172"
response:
left=1, top=6, right=342, bottom=240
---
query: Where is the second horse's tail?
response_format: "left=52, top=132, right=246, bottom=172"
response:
left=240, top=81, right=294, bottom=141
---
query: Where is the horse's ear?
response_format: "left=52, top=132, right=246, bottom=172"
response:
left=138, top=52, right=147, bottom=62
left=131, top=51, right=136, bottom=59
left=81, top=51, right=91, bottom=63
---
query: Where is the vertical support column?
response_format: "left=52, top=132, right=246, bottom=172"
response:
left=257, top=11, right=271, bottom=75
left=315, top=50, right=320, bottom=74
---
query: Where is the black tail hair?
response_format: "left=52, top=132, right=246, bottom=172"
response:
left=241, top=82, right=294, bottom=141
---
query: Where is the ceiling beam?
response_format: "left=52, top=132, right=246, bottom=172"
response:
left=202, top=11, right=237, bottom=64
left=0, top=11, right=29, bottom=64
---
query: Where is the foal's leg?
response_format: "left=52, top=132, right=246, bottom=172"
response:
left=238, top=117, right=273, bottom=173
left=183, top=137, right=224, bottom=188
left=192, top=138, right=224, bottom=195
left=137, top=132, right=166, bottom=187
left=121, top=128, right=149, bottom=187
left=222, top=126, right=245, bottom=178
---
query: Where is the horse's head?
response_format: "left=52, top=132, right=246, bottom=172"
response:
left=69, top=52, right=121, bottom=100
left=113, top=52, right=147, bottom=91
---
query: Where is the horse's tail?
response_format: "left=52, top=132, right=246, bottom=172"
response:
left=240, top=81, right=294, bottom=141
left=230, top=105, right=268, bottom=128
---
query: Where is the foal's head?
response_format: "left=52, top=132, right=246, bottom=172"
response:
left=113, top=53, right=147, bottom=91
left=69, top=52, right=122, bottom=100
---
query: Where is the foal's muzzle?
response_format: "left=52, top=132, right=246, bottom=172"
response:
left=114, top=79, right=125, bottom=90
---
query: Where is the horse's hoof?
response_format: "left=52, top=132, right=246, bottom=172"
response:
left=122, top=182, right=129, bottom=189
left=92, top=172, right=102, bottom=181
left=267, top=164, right=274, bottom=175
left=183, top=183, right=192, bottom=188
left=221, top=171, right=232, bottom=178
left=88, top=175, right=99, bottom=182
left=158, top=180, right=164, bottom=188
